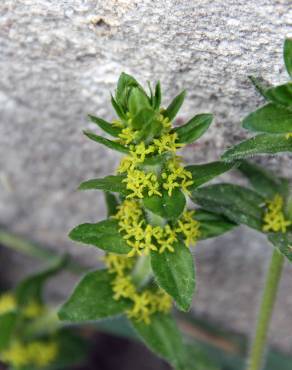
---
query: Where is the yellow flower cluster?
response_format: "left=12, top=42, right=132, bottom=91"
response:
left=262, top=194, right=291, bottom=233
left=162, top=156, right=194, bottom=196
left=1, top=340, right=58, bottom=368
left=286, top=133, right=292, bottom=139
left=23, top=301, right=44, bottom=319
left=114, top=200, right=200, bottom=256
left=0, top=293, right=16, bottom=315
left=103, top=254, right=172, bottom=324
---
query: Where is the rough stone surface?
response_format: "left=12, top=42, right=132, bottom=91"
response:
left=0, top=0, right=292, bottom=353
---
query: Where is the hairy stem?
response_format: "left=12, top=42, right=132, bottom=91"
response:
left=246, top=249, right=284, bottom=370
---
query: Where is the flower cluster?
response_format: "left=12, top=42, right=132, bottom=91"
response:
left=113, top=199, right=200, bottom=256
left=1, top=340, right=58, bottom=368
left=262, top=194, right=291, bottom=233
left=286, top=133, right=292, bottom=139
left=0, top=293, right=16, bottom=314
left=103, top=254, right=172, bottom=324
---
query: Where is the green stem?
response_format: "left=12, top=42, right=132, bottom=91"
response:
left=0, top=229, right=86, bottom=274
left=246, top=249, right=284, bottom=370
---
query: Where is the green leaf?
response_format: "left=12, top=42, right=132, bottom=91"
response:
left=16, top=256, right=67, bottom=306
left=194, top=209, right=237, bottom=240
left=83, top=131, right=129, bottom=154
left=143, top=189, right=186, bottom=221
left=151, top=242, right=195, bottom=311
left=174, top=113, right=213, bottom=144
left=69, top=219, right=131, bottom=254
left=0, top=312, right=17, bottom=350
left=88, top=115, right=121, bottom=137
left=242, top=103, right=292, bottom=134
left=130, top=313, right=187, bottom=370
left=265, top=83, right=292, bottom=108
left=116, top=72, right=140, bottom=109
left=111, top=95, right=126, bottom=120
left=191, top=184, right=264, bottom=230
left=249, top=75, right=272, bottom=99
left=185, top=161, right=236, bottom=189
left=51, top=329, right=89, bottom=369
left=164, top=90, right=186, bottom=121
left=284, top=38, right=292, bottom=78
left=268, top=233, right=292, bottom=262
left=222, top=134, right=292, bottom=161
left=128, top=87, right=151, bottom=116
left=131, top=107, right=155, bottom=130
left=59, top=270, right=130, bottom=322
left=153, top=81, right=161, bottom=110
left=238, top=161, right=287, bottom=198
left=104, top=192, right=119, bottom=217
left=78, top=175, right=127, bottom=195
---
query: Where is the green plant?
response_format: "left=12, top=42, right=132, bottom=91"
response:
left=58, top=73, right=237, bottom=369
left=222, top=38, right=292, bottom=161
left=0, top=256, right=87, bottom=370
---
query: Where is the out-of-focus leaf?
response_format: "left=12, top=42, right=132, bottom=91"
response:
left=222, top=134, right=292, bottom=161
left=242, top=104, right=292, bottom=133
left=0, top=312, right=17, bottom=350
left=191, top=184, right=264, bottom=230
left=104, top=192, right=119, bottom=217
left=284, top=38, right=292, bottom=78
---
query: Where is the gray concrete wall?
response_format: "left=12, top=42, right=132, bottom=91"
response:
left=1, top=0, right=292, bottom=353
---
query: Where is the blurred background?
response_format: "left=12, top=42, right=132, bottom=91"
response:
left=1, top=0, right=292, bottom=369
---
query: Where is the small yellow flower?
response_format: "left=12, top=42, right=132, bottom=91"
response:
left=103, top=254, right=134, bottom=276
left=23, top=301, right=44, bottom=319
left=262, top=194, right=291, bottom=233
left=0, top=293, right=16, bottom=315
left=175, top=210, right=200, bottom=247
left=112, top=275, right=136, bottom=300
left=285, top=133, right=292, bottom=139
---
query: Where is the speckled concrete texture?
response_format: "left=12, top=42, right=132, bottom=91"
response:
left=0, top=0, right=292, bottom=353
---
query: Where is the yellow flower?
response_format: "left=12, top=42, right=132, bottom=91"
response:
left=262, top=194, right=291, bottom=233
left=285, top=133, right=292, bottom=139
left=153, top=133, right=184, bottom=154
left=103, top=254, right=134, bottom=276
left=112, top=275, right=136, bottom=300
left=127, top=292, right=152, bottom=324
left=175, top=210, right=200, bottom=247
left=119, top=127, right=137, bottom=145
left=0, top=293, right=16, bottom=315
left=23, top=301, right=44, bottom=319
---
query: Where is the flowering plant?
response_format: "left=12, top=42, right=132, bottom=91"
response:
left=58, top=73, right=236, bottom=369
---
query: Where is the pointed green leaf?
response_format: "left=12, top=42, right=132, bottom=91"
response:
left=69, top=219, right=131, bottom=254
left=151, top=242, right=195, bottom=311
left=222, top=134, right=292, bottom=161
left=104, top=192, right=119, bottom=217
left=111, top=95, right=127, bottom=120
left=238, top=161, right=287, bottom=198
left=78, top=175, right=127, bottom=195
left=143, top=189, right=186, bottom=221
left=164, top=90, right=186, bottom=121
left=185, top=161, right=236, bottom=189
left=191, top=184, right=264, bottom=230
left=153, top=81, right=161, bottom=110
left=83, top=131, right=129, bottom=153
left=59, top=270, right=130, bottom=322
left=284, top=38, right=292, bottom=78
left=131, top=107, right=156, bottom=130
left=88, top=115, right=121, bottom=137
left=249, top=75, right=272, bottom=99
left=242, top=103, right=292, bottom=133
left=268, top=233, right=292, bottom=262
left=265, top=83, right=292, bottom=107
left=130, top=313, right=187, bottom=370
left=116, top=72, right=140, bottom=109
left=194, top=209, right=237, bottom=240
left=16, top=256, right=67, bottom=306
left=128, top=87, right=151, bottom=116
left=174, top=113, right=213, bottom=144
left=0, top=312, right=17, bottom=350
